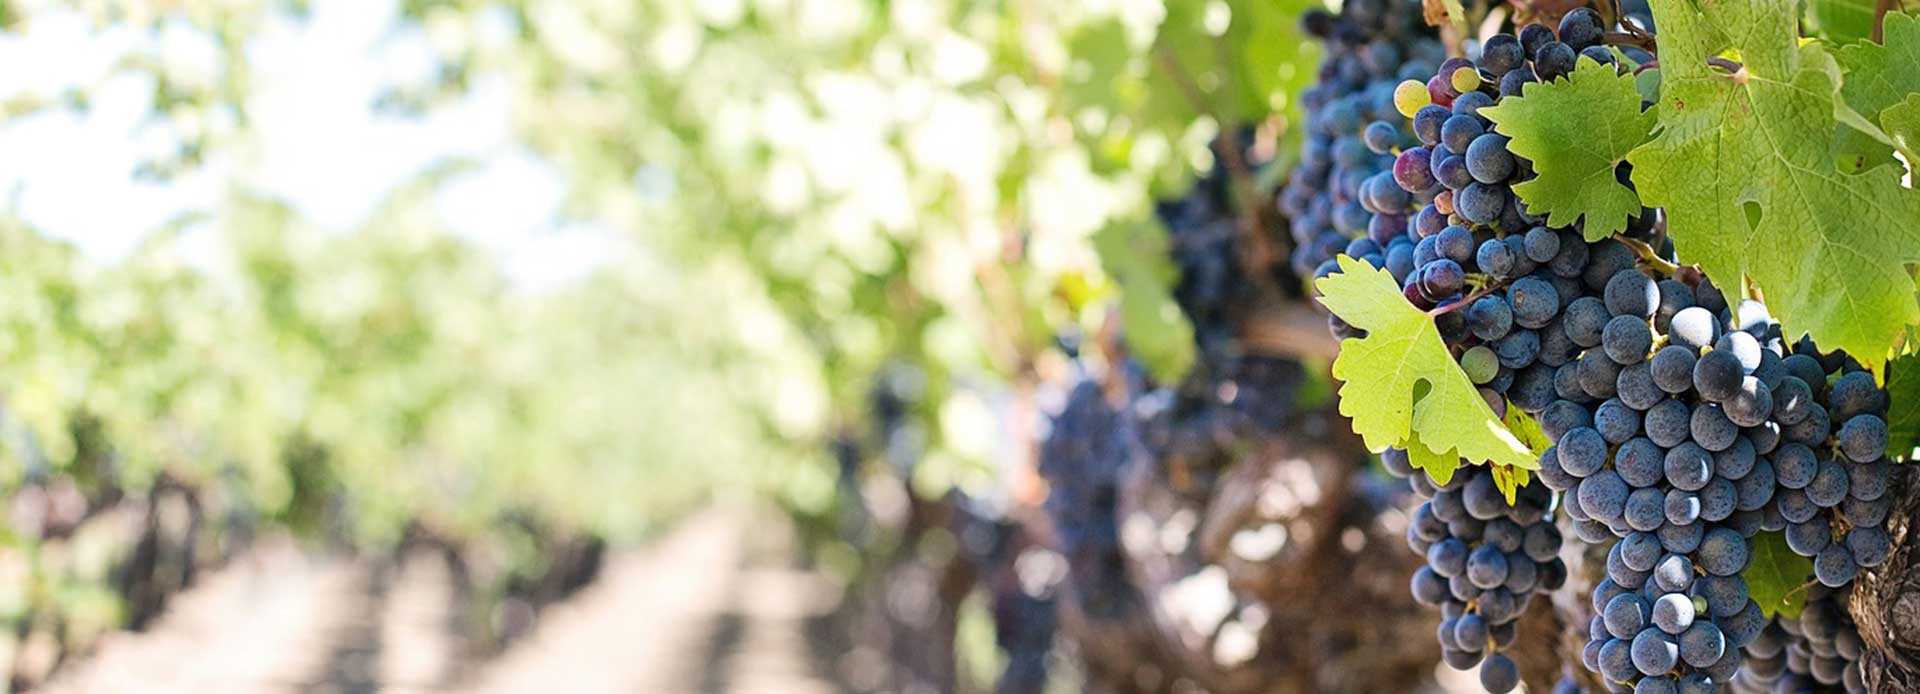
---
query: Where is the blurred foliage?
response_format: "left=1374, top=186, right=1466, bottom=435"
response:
left=0, top=0, right=1329, bottom=636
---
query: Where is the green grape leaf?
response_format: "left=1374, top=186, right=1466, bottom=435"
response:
left=1745, top=532, right=1814, bottom=619
left=1833, top=12, right=1920, bottom=170
left=1635, top=67, right=1662, bottom=106
left=1807, top=0, right=1879, bottom=42
left=1491, top=463, right=1529, bottom=505
left=1406, top=433, right=1460, bottom=486
left=1503, top=407, right=1553, bottom=458
left=1882, top=93, right=1920, bottom=162
left=1490, top=408, right=1550, bottom=503
left=1884, top=350, right=1920, bottom=460
left=1625, top=0, right=1920, bottom=377
left=1838, top=12, right=1920, bottom=124
left=1314, top=255, right=1536, bottom=471
left=1482, top=57, right=1655, bottom=239
left=1093, top=220, right=1195, bottom=383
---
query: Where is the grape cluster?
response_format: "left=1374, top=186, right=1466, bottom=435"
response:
left=1282, top=0, right=1443, bottom=306
left=1311, top=5, right=1905, bottom=690
left=1157, top=131, right=1281, bottom=359
left=1390, top=448, right=1567, bottom=693
left=1039, top=378, right=1141, bottom=620
left=1736, top=584, right=1867, bottom=692
left=1765, top=346, right=1895, bottom=586
left=1338, top=7, right=1904, bottom=691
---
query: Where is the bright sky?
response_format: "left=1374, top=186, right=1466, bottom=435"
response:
left=0, top=0, right=612, bottom=292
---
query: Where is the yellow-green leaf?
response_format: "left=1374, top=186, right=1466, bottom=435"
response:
left=1313, top=255, right=1536, bottom=471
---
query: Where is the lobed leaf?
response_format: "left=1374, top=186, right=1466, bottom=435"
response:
left=1482, top=57, right=1656, bottom=239
left=1626, top=0, right=1920, bottom=377
left=1313, top=255, right=1536, bottom=474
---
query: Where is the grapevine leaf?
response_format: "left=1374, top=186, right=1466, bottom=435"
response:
left=1490, top=463, right=1529, bottom=505
left=1626, top=0, right=1920, bottom=377
left=1807, top=0, right=1879, bottom=42
left=1837, top=12, right=1920, bottom=126
left=1503, top=407, right=1553, bottom=459
left=1405, top=434, right=1458, bottom=486
left=1833, top=12, right=1920, bottom=170
left=1313, top=255, right=1537, bottom=471
left=1093, top=220, right=1195, bottom=383
left=1635, top=68, right=1662, bottom=106
left=1885, top=351, right=1920, bottom=460
left=1882, top=93, right=1920, bottom=163
left=1491, top=408, right=1548, bottom=503
left=1482, top=57, right=1655, bottom=239
left=1744, top=532, right=1814, bottom=619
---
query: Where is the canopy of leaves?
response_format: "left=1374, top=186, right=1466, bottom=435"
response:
left=1626, top=0, right=1920, bottom=376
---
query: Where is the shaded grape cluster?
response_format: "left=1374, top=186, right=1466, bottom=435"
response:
left=1390, top=448, right=1567, bottom=693
left=1038, top=378, right=1142, bottom=620
left=1282, top=0, right=1443, bottom=321
left=1735, top=584, right=1868, bottom=692
left=1156, top=131, right=1284, bottom=359
left=1764, top=346, right=1895, bottom=586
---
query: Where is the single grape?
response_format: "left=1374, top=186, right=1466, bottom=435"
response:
left=1595, top=398, right=1642, bottom=444
left=1669, top=307, right=1720, bottom=350
left=1456, top=182, right=1508, bottom=224
left=1689, top=404, right=1738, bottom=452
left=1838, top=414, right=1888, bottom=464
left=1467, top=295, right=1514, bottom=341
left=1605, top=592, right=1651, bottom=639
left=1465, top=133, right=1515, bottom=184
left=1480, top=34, right=1525, bottom=76
left=1649, top=346, right=1697, bottom=395
left=1814, top=544, right=1858, bottom=587
left=1698, top=527, right=1748, bottom=577
left=1394, top=79, right=1433, bottom=118
left=1558, top=426, right=1610, bottom=476
left=1364, top=120, right=1400, bottom=154
left=1480, top=652, right=1519, bottom=693
left=1603, top=315, right=1653, bottom=365
left=1605, top=270, right=1659, bottom=319
left=1664, top=442, right=1712, bottom=491
left=1563, top=296, right=1610, bottom=348
left=1508, top=276, right=1561, bottom=329
left=1679, top=622, right=1726, bottom=668
left=1557, top=7, right=1605, bottom=50
left=1653, top=593, right=1697, bottom=634
left=1441, top=113, right=1484, bottom=153
left=1631, top=628, right=1679, bottom=676
left=1643, top=399, right=1691, bottom=448
left=1476, top=237, right=1518, bottom=278
left=1848, top=526, right=1891, bottom=567
left=1693, top=350, right=1745, bottom=402
left=1828, top=371, right=1885, bottom=420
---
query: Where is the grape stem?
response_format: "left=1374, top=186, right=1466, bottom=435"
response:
left=1707, top=57, right=1749, bottom=84
left=1427, top=280, right=1503, bottom=318
left=1874, top=0, right=1903, bottom=42
left=1611, top=233, right=1681, bottom=277
left=1602, top=31, right=1657, bottom=53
